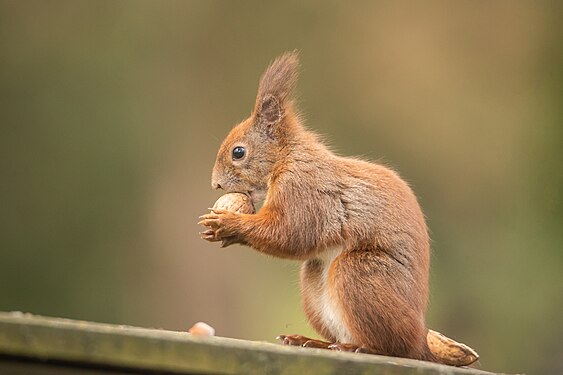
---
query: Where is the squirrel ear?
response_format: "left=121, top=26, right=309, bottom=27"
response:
left=257, top=94, right=282, bottom=126
left=254, top=51, right=299, bottom=130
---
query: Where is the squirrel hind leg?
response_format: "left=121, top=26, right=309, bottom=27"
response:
left=329, top=249, right=433, bottom=362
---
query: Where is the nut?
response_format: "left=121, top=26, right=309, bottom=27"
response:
left=188, top=321, right=215, bottom=337
left=213, top=193, right=255, bottom=214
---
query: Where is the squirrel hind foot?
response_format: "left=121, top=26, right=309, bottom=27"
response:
left=277, top=335, right=376, bottom=354
left=277, top=334, right=331, bottom=349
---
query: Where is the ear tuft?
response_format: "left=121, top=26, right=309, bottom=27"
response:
left=254, top=51, right=300, bottom=124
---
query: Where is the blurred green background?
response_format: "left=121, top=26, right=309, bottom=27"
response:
left=1, top=1, right=562, bottom=373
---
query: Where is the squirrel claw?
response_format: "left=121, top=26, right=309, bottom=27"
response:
left=277, top=334, right=305, bottom=346
left=199, top=209, right=243, bottom=246
left=354, top=346, right=375, bottom=354
left=278, top=334, right=363, bottom=352
left=302, top=339, right=331, bottom=349
left=328, top=343, right=359, bottom=352
left=277, top=334, right=328, bottom=348
left=220, top=237, right=237, bottom=247
left=200, top=229, right=215, bottom=237
left=199, top=213, right=219, bottom=220
left=327, top=343, right=373, bottom=353
left=200, top=230, right=219, bottom=242
left=198, top=214, right=220, bottom=228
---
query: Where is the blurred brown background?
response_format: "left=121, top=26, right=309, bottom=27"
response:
left=1, top=1, right=562, bottom=374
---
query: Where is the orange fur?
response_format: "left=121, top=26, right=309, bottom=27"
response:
left=201, top=52, right=438, bottom=362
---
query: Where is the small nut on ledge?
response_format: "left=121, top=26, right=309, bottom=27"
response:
left=212, top=192, right=255, bottom=214
left=188, top=321, right=215, bottom=337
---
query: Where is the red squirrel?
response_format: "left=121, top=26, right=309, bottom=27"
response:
left=199, top=52, right=472, bottom=364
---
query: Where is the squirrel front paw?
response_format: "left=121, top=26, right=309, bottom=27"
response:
left=199, top=209, right=245, bottom=248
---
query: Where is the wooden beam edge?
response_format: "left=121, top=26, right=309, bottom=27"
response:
left=0, top=312, right=504, bottom=375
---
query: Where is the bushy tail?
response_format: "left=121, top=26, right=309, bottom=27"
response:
left=426, top=329, right=479, bottom=366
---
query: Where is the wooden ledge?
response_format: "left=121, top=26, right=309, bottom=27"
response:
left=0, top=312, right=504, bottom=375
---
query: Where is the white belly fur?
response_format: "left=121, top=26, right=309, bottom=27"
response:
left=316, top=245, right=353, bottom=343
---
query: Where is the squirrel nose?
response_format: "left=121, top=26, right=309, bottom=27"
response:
left=211, top=168, right=223, bottom=190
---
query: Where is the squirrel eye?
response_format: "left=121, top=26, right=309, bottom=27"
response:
left=232, top=146, right=246, bottom=160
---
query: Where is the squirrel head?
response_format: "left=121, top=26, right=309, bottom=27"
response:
left=211, top=51, right=300, bottom=203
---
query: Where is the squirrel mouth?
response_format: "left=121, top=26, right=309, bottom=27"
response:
left=248, top=190, right=267, bottom=206
left=247, top=191, right=255, bottom=202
